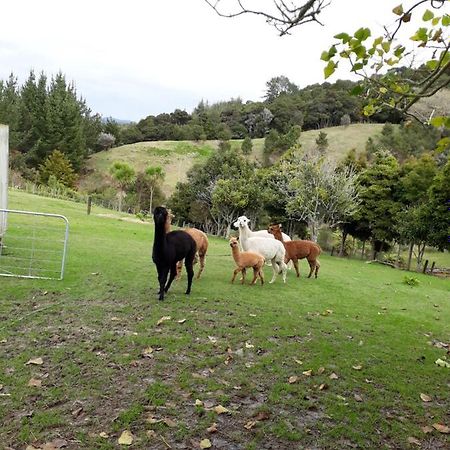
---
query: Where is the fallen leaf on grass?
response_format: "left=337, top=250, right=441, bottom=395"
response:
left=434, top=358, right=450, bottom=368
left=142, top=347, right=154, bottom=357
left=214, top=405, right=229, bottom=414
left=288, top=376, right=299, bottom=384
left=118, top=430, right=134, bottom=445
left=157, top=316, right=172, bottom=326
left=25, top=357, right=43, bottom=366
left=407, top=437, right=421, bottom=446
left=302, top=369, right=313, bottom=376
left=207, top=423, right=218, bottom=433
left=318, top=367, right=325, bottom=374
left=177, top=319, right=186, bottom=324
left=329, top=373, right=339, bottom=380
left=208, top=336, right=218, bottom=344
left=432, top=423, right=450, bottom=434
left=294, top=359, right=303, bottom=365
left=163, top=418, right=177, bottom=427
left=245, top=342, right=254, bottom=349
left=25, top=446, right=40, bottom=450
left=195, top=399, right=203, bottom=406
left=354, top=394, right=363, bottom=402
left=319, top=383, right=328, bottom=391
left=244, top=420, right=257, bottom=430
left=254, top=411, right=270, bottom=421
left=421, top=426, right=433, bottom=434
left=420, top=393, right=432, bottom=402
left=28, top=378, right=42, bottom=388
left=200, top=438, right=212, bottom=449
left=352, top=365, right=362, bottom=370
left=99, top=432, right=109, bottom=438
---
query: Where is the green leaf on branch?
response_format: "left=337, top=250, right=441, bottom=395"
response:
left=411, top=27, right=429, bottom=42
left=354, top=27, right=371, bottom=41
left=324, top=60, right=337, bottom=79
left=392, top=4, right=403, bottom=16
left=432, top=17, right=440, bottom=26
left=422, top=10, right=434, bottom=21
left=430, top=116, right=450, bottom=128
left=334, top=32, right=351, bottom=43
left=402, top=12, right=412, bottom=22
left=320, top=51, right=331, bottom=61
left=394, top=45, right=405, bottom=57
left=363, top=103, right=377, bottom=117
left=426, top=59, right=438, bottom=70
left=442, top=14, right=450, bottom=26
left=381, top=41, right=391, bottom=53
left=352, top=62, right=364, bottom=72
left=373, top=36, right=383, bottom=47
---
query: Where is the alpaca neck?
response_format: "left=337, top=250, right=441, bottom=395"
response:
left=231, top=245, right=240, bottom=263
left=154, top=222, right=167, bottom=251
left=273, top=230, right=284, bottom=242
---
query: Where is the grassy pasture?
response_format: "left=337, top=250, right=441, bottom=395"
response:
left=0, top=190, right=449, bottom=450
left=82, top=124, right=385, bottom=197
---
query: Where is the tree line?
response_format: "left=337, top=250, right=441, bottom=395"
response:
left=167, top=132, right=449, bottom=269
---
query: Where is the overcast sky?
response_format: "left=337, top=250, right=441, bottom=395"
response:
left=0, top=0, right=427, bottom=121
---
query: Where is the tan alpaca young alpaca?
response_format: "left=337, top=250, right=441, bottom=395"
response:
left=229, top=237, right=265, bottom=285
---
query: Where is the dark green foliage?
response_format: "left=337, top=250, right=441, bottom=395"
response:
left=377, top=121, right=441, bottom=162
left=241, top=136, right=253, bottom=155
left=315, top=131, right=329, bottom=152
left=39, top=149, right=77, bottom=188
left=0, top=70, right=101, bottom=174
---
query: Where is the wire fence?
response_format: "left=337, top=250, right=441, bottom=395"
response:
left=0, top=209, right=69, bottom=280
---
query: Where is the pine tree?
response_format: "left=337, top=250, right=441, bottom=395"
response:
left=241, top=136, right=253, bottom=155
left=39, top=149, right=77, bottom=188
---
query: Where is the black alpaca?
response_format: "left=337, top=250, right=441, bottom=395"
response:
left=152, top=206, right=196, bottom=300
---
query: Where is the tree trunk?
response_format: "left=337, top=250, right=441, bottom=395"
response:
left=361, top=240, right=366, bottom=259
left=149, top=188, right=154, bottom=214
left=339, top=231, right=348, bottom=257
left=407, top=242, right=414, bottom=271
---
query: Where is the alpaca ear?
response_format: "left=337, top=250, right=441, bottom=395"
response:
left=279, top=224, right=282, bottom=229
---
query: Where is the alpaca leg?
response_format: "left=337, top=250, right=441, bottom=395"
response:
left=176, top=260, right=183, bottom=281
left=292, top=259, right=300, bottom=277
left=158, top=266, right=169, bottom=301
left=241, top=268, right=246, bottom=284
left=164, top=263, right=178, bottom=292
left=315, top=260, right=320, bottom=278
left=196, top=253, right=205, bottom=279
left=279, top=261, right=287, bottom=283
left=231, top=267, right=241, bottom=283
left=307, top=259, right=316, bottom=278
left=185, top=254, right=195, bottom=295
left=259, top=267, right=264, bottom=285
left=250, top=267, right=259, bottom=285
left=269, top=258, right=278, bottom=283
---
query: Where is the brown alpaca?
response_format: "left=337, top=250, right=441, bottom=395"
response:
left=176, top=228, right=208, bottom=279
left=268, top=224, right=321, bottom=278
left=164, top=210, right=209, bottom=280
left=229, top=237, right=265, bottom=285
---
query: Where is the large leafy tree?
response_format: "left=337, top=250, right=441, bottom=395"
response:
left=270, top=145, right=360, bottom=241
left=357, top=150, right=402, bottom=257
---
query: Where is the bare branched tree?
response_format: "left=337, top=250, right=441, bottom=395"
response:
left=204, top=0, right=332, bottom=35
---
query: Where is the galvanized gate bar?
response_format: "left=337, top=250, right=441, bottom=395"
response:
left=0, top=209, right=69, bottom=280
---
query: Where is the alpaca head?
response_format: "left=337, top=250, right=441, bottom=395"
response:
left=229, top=236, right=239, bottom=248
left=153, top=206, right=168, bottom=227
left=233, top=216, right=250, bottom=229
left=268, top=224, right=282, bottom=235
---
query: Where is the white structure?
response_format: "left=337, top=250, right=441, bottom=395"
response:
left=0, top=124, right=8, bottom=239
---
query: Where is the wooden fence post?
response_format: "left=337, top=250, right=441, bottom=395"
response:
left=87, top=196, right=92, bottom=215
left=422, top=259, right=429, bottom=274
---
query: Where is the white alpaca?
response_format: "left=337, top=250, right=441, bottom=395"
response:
left=233, top=216, right=287, bottom=283
left=234, top=216, right=291, bottom=242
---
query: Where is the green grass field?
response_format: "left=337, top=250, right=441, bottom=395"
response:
left=82, top=124, right=385, bottom=196
left=1, top=191, right=449, bottom=450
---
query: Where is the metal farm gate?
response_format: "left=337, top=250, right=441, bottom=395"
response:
left=0, top=209, right=69, bottom=280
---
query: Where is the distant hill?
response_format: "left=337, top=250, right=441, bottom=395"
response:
left=80, top=123, right=385, bottom=196
left=101, top=116, right=133, bottom=125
